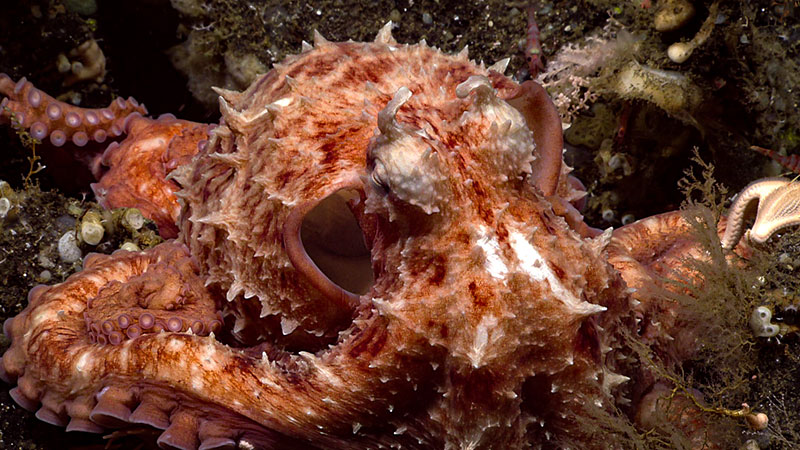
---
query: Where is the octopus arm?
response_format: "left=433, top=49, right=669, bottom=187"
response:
left=501, top=79, right=563, bottom=197
left=1, top=243, right=412, bottom=449
left=0, top=73, right=146, bottom=147
left=1, top=74, right=209, bottom=238
left=608, top=211, right=704, bottom=295
left=91, top=115, right=210, bottom=238
left=608, top=211, right=732, bottom=447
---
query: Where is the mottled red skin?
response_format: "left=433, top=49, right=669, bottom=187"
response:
left=90, top=114, right=211, bottom=238
left=1, top=27, right=723, bottom=449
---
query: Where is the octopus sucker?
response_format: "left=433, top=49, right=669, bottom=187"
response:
left=0, top=21, right=745, bottom=449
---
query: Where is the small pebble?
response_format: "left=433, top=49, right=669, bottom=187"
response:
left=0, top=197, right=11, bottom=219
left=58, top=231, right=82, bottom=263
left=66, top=203, right=83, bottom=217
left=778, top=252, right=792, bottom=265
left=654, top=0, right=695, bottom=32
left=120, top=242, right=141, bottom=252
left=608, top=154, right=625, bottom=171
left=80, top=211, right=105, bottom=246
left=37, top=253, right=55, bottom=269
left=122, top=208, right=145, bottom=231
left=39, top=270, right=52, bottom=282
left=56, top=54, right=71, bottom=73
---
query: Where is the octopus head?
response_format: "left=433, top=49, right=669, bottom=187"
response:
left=329, top=76, right=622, bottom=378
left=366, top=75, right=536, bottom=219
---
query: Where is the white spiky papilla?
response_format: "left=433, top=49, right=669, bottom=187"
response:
left=373, top=21, right=397, bottom=45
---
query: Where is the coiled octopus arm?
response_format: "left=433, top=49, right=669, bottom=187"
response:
left=1, top=74, right=210, bottom=238
left=607, top=210, right=729, bottom=448
left=89, top=114, right=211, bottom=238
left=0, top=242, right=431, bottom=449
left=492, top=73, right=599, bottom=238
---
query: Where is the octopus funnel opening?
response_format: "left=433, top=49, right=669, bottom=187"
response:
left=300, top=188, right=374, bottom=295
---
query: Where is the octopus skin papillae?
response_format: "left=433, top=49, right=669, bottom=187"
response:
left=0, top=24, right=726, bottom=449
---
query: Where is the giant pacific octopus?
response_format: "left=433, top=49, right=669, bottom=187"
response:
left=0, top=23, right=751, bottom=448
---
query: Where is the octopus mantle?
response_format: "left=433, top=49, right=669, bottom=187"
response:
left=1, top=25, right=711, bottom=449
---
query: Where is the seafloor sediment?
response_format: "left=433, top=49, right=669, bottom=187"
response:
left=0, top=0, right=798, bottom=448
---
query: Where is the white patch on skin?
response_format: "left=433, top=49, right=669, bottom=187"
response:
left=259, top=376, right=281, bottom=390
left=84, top=274, right=112, bottom=289
left=476, top=227, right=508, bottom=280
left=509, top=230, right=606, bottom=315
left=306, top=357, right=344, bottom=387
left=371, top=297, right=402, bottom=319
left=117, top=345, right=130, bottom=372
left=197, top=342, right=221, bottom=371
left=137, top=179, right=156, bottom=196
left=74, top=350, right=94, bottom=376
left=191, top=373, right=204, bottom=391
left=29, top=307, right=58, bottom=331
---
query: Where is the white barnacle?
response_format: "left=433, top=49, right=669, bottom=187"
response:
left=750, top=306, right=780, bottom=337
left=79, top=210, right=104, bottom=246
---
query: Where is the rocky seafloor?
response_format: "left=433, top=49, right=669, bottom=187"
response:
left=0, top=0, right=799, bottom=448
